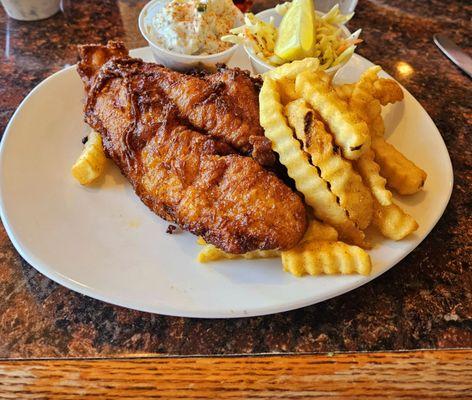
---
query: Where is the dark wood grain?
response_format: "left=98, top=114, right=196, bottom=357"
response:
left=1, top=350, right=471, bottom=399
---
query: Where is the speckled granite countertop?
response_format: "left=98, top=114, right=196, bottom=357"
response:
left=0, top=0, right=471, bottom=359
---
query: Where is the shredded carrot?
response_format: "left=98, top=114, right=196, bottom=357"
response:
left=337, top=44, right=345, bottom=53
left=337, top=38, right=363, bottom=54
left=337, top=42, right=349, bottom=53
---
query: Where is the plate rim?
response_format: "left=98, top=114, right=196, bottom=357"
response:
left=0, top=47, right=454, bottom=318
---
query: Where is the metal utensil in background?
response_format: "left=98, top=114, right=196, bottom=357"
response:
left=434, top=34, right=472, bottom=79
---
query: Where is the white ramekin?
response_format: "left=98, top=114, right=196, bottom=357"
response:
left=1, top=0, right=60, bottom=21
left=246, top=8, right=356, bottom=76
left=316, top=0, right=358, bottom=14
left=138, top=0, right=241, bottom=71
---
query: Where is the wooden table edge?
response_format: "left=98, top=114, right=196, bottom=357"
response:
left=0, top=349, right=471, bottom=398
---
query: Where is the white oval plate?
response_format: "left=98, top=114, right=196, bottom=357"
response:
left=0, top=47, right=453, bottom=318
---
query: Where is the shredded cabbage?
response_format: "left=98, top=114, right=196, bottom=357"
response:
left=221, top=2, right=361, bottom=69
left=222, top=12, right=283, bottom=65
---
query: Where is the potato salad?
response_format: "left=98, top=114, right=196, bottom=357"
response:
left=149, top=0, right=242, bottom=55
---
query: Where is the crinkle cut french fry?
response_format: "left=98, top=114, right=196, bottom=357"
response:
left=197, top=220, right=336, bottom=263
left=259, top=77, right=367, bottom=247
left=373, top=78, right=404, bottom=105
left=335, top=68, right=393, bottom=206
left=334, top=68, right=403, bottom=108
left=355, top=149, right=393, bottom=206
left=349, top=66, right=384, bottom=137
left=295, top=70, right=370, bottom=160
left=365, top=100, right=384, bottom=137
left=281, top=240, right=372, bottom=277
left=336, top=68, right=403, bottom=107
left=265, top=59, right=321, bottom=106
left=372, top=136, right=427, bottom=195
left=347, top=67, right=425, bottom=194
left=197, top=242, right=280, bottom=263
left=373, top=200, right=418, bottom=240
left=357, top=65, right=382, bottom=86
left=336, top=67, right=402, bottom=136
left=285, top=99, right=373, bottom=229
left=334, top=83, right=354, bottom=101
left=302, top=219, right=339, bottom=242
left=277, top=78, right=299, bottom=105
left=265, top=58, right=320, bottom=81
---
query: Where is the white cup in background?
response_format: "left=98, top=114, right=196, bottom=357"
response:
left=315, top=0, right=358, bottom=13
left=1, top=0, right=61, bottom=21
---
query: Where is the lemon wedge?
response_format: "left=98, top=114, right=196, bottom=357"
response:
left=274, top=0, right=316, bottom=61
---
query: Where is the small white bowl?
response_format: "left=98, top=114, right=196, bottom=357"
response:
left=138, top=0, right=240, bottom=71
left=1, top=0, right=60, bottom=21
left=246, top=8, right=356, bottom=76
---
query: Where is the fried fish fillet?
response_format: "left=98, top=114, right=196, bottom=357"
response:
left=78, top=43, right=275, bottom=167
left=77, top=41, right=128, bottom=91
left=78, top=43, right=306, bottom=253
left=205, top=66, right=276, bottom=166
left=149, top=66, right=277, bottom=165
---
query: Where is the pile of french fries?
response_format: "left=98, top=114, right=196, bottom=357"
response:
left=199, top=58, right=427, bottom=277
